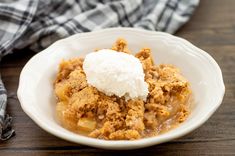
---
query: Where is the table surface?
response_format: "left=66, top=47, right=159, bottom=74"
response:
left=1, top=0, right=235, bottom=155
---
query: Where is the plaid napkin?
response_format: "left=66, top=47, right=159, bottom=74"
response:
left=0, top=0, right=199, bottom=140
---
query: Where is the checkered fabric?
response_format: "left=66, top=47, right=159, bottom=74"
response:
left=0, top=0, right=199, bottom=140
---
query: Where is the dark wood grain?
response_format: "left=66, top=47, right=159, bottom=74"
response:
left=0, top=0, right=235, bottom=155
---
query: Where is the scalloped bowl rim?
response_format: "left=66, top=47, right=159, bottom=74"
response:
left=17, top=28, right=225, bottom=150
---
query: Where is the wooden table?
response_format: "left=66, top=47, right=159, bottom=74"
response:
left=1, top=0, right=235, bottom=155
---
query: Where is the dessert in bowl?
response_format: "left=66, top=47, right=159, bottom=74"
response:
left=54, top=38, right=192, bottom=140
left=18, top=28, right=225, bottom=149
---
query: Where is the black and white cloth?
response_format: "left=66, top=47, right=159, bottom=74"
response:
left=0, top=0, right=199, bottom=140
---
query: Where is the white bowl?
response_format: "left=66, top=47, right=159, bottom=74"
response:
left=17, top=28, right=225, bottom=150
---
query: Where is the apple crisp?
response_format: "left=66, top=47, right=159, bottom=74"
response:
left=54, top=39, right=192, bottom=140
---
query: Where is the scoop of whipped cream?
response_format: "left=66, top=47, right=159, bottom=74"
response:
left=83, top=49, right=149, bottom=101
